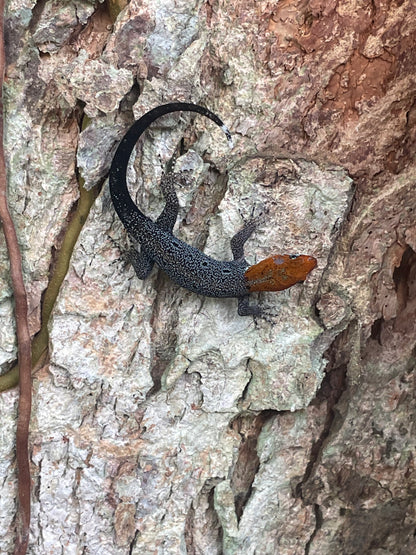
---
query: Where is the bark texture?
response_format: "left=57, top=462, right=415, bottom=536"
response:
left=0, top=0, right=415, bottom=553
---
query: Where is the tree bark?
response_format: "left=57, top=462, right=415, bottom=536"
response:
left=0, top=1, right=415, bottom=553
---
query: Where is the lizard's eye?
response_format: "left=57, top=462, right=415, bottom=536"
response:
left=289, top=254, right=299, bottom=259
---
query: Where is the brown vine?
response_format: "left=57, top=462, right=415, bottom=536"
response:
left=0, top=3, right=32, bottom=553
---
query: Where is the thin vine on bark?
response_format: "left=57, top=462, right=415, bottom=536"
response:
left=0, top=2, right=32, bottom=553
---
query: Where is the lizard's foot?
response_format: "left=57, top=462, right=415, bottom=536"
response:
left=237, top=296, right=279, bottom=322
left=108, top=234, right=129, bottom=268
left=253, top=307, right=280, bottom=326
left=108, top=235, right=154, bottom=279
left=239, top=203, right=269, bottom=226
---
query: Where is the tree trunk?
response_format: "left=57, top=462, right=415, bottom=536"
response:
left=0, top=0, right=415, bottom=553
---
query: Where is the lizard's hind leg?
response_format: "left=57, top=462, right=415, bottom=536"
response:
left=127, top=242, right=155, bottom=280
left=129, top=172, right=182, bottom=279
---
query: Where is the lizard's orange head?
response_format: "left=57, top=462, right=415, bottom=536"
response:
left=245, top=254, right=317, bottom=292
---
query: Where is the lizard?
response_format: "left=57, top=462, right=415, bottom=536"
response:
left=109, top=102, right=317, bottom=316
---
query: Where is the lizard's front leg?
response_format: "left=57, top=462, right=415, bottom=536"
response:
left=237, top=295, right=267, bottom=317
left=230, top=216, right=259, bottom=261
left=230, top=217, right=270, bottom=317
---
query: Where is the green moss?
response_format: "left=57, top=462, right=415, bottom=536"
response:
left=107, top=0, right=128, bottom=23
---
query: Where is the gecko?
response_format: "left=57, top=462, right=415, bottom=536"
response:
left=109, top=102, right=317, bottom=316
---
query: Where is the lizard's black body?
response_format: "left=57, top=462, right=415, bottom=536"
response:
left=109, top=102, right=316, bottom=316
